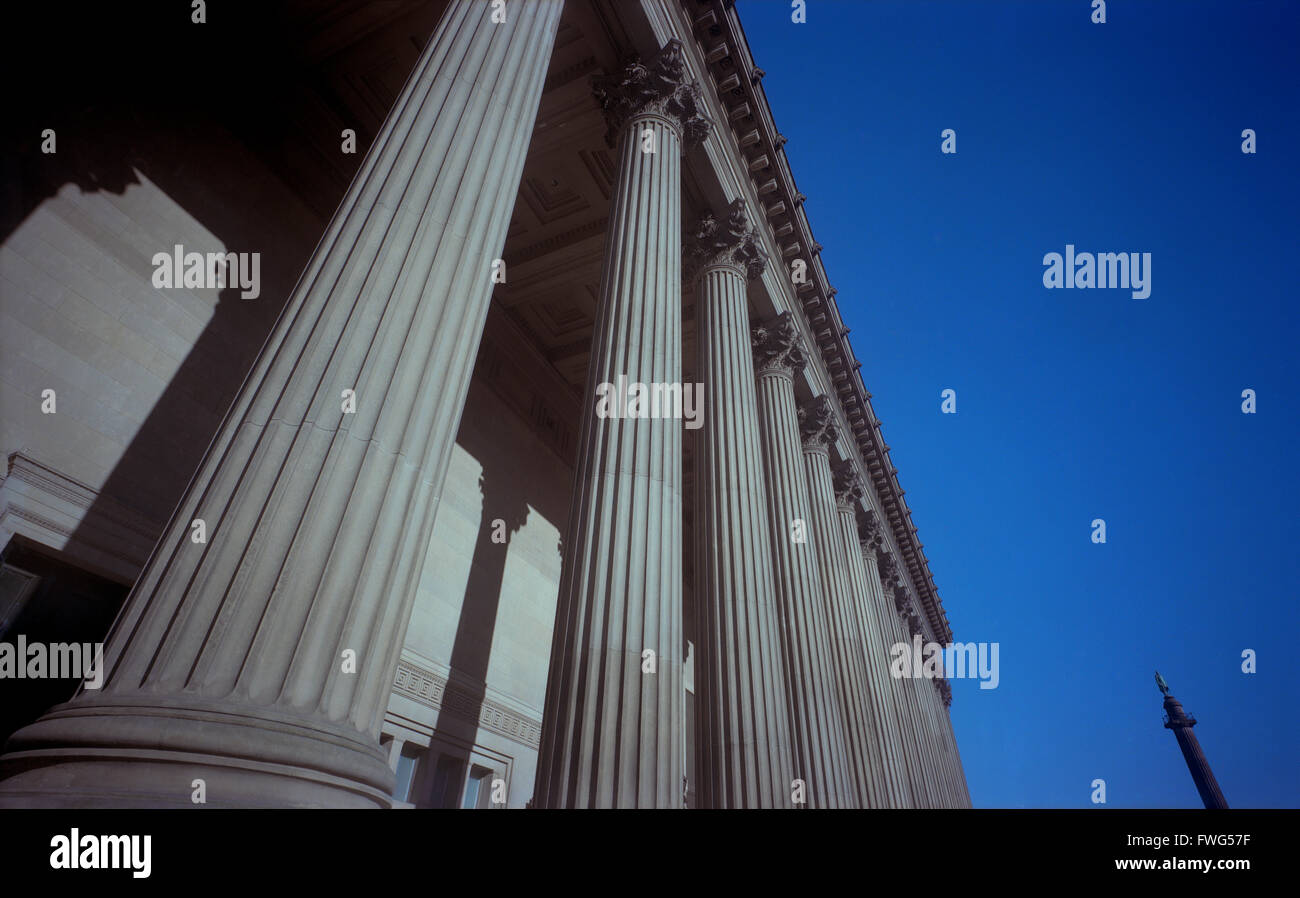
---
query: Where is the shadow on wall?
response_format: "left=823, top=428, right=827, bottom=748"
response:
left=419, top=376, right=576, bottom=808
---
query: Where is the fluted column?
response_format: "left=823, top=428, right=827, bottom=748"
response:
left=688, top=202, right=793, bottom=808
left=939, top=680, right=974, bottom=807
left=880, top=555, right=942, bottom=807
left=0, top=0, right=564, bottom=808
left=857, top=524, right=919, bottom=807
left=908, top=607, right=947, bottom=806
left=752, top=316, right=856, bottom=808
left=534, top=40, right=709, bottom=808
left=924, top=676, right=958, bottom=806
left=872, top=553, right=926, bottom=806
left=833, top=477, right=910, bottom=808
left=799, top=396, right=886, bottom=806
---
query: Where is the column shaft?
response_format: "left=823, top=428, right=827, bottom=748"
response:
left=0, top=0, right=563, bottom=808
left=838, top=509, right=910, bottom=807
left=534, top=40, right=709, bottom=808
left=799, top=404, right=883, bottom=806
left=691, top=223, right=793, bottom=808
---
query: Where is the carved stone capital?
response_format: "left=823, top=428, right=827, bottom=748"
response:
left=685, top=198, right=769, bottom=281
left=894, top=585, right=915, bottom=622
left=877, top=551, right=900, bottom=590
left=858, top=508, right=885, bottom=553
left=797, top=395, right=837, bottom=451
left=937, top=678, right=953, bottom=706
left=751, top=311, right=807, bottom=377
left=592, top=39, right=712, bottom=150
left=831, top=458, right=863, bottom=508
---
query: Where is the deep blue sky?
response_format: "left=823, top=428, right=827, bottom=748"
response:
left=738, top=0, right=1299, bottom=808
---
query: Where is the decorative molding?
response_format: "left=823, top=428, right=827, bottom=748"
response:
left=593, top=38, right=712, bottom=149
left=684, top=198, right=768, bottom=281
left=392, top=660, right=543, bottom=750
left=751, top=311, right=807, bottom=377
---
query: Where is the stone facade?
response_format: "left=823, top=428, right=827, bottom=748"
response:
left=0, top=0, right=970, bottom=808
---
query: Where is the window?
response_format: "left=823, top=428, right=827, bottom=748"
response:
left=462, top=765, right=493, bottom=809
left=392, top=743, right=423, bottom=803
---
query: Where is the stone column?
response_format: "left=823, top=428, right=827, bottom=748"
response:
left=0, top=0, right=564, bottom=809
left=687, top=201, right=793, bottom=808
left=901, top=605, right=942, bottom=808
left=751, top=313, right=855, bottom=808
left=533, top=40, right=710, bottom=808
left=875, top=552, right=932, bottom=806
left=930, top=675, right=961, bottom=805
left=857, top=519, right=918, bottom=807
left=799, top=396, right=885, bottom=806
left=938, top=681, right=974, bottom=807
left=832, top=475, right=909, bottom=808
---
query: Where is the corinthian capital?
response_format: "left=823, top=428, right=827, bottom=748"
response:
left=937, top=678, right=953, bottom=706
left=893, top=585, right=911, bottom=616
left=684, top=198, right=769, bottom=281
left=592, top=39, right=712, bottom=149
left=797, top=395, right=838, bottom=450
left=858, top=509, right=885, bottom=552
left=831, top=459, right=863, bottom=508
left=751, top=311, right=807, bottom=376
left=878, top=551, right=900, bottom=589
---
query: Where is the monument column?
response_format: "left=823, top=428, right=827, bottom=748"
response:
left=751, top=313, right=856, bottom=808
left=0, top=0, right=564, bottom=808
left=533, top=40, right=710, bottom=808
left=688, top=201, right=794, bottom=808
left=1157, top=673, right=1229, bottom=809
left=799, top=396, right=885, bottom=806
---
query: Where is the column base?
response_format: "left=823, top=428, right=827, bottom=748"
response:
left=0, top=696, right=393, bottom=808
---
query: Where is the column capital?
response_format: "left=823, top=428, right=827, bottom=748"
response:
left=685, top=198, right=769, bottom=281
left=593, top=38, right=712, bottom=149
left=877, top=549, right=901, bottom=591
left=858, top=508, right=885, bottom=554
left=798, top=395, right=838, bottom=452
left=831, top=458, right=863, bottom=509
left=752, top=311, right=807, bottom=377
left=934, top=677, right=953, bottom=707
